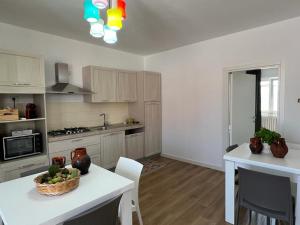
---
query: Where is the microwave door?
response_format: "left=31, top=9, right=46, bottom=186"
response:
left=4, top=136, right=34, bottom=159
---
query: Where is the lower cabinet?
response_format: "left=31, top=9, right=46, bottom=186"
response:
left=125, top=132, right=144, bottom=160
left=48, top=135, right=101, bottom=166
left=101, top=131, right=125, bottom=169
left=0, top=155, right=49, bottom=182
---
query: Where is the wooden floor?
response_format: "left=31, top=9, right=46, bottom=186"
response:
left=132, top=157, right=229, bottom=225
left=132, top=157, right=274, bottom=225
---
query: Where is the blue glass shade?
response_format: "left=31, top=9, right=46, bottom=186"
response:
left=84, top=0, right=100, bottom=23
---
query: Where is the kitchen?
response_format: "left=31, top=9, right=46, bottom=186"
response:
left=0, top=53, right=162, bottom=181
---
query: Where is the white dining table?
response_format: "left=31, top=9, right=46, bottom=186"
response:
left=0, top=164, right=134, bottom=225
left=224, top=143, right=300, bottom=225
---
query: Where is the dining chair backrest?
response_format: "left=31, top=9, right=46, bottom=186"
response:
left=20, top=165, right=49, bottom=177
left=63, top=195, right=122, bottom=225
left=226, top=144, right=238, bottom=153
left=238, top=167, right=293, bottom=223
left=115, top=157, right=143, bottom=200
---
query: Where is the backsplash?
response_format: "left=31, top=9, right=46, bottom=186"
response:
left=46, top=102, right=129, bottom=130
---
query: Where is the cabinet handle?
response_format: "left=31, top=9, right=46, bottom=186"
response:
left=14, top=83, right=32, bottom=86
left=20, top=163, right=35, bottom=169
left=71, top=139, right=83, bottom=142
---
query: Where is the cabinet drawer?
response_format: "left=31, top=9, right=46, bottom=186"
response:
left=49, top=135, right=100, bottom=153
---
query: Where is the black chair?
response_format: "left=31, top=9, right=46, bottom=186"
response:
left=236, top=167, right=294, bottom=225
left=63, top=195, right=122, bottom=225
left=20, top=165, right=49, bottom=177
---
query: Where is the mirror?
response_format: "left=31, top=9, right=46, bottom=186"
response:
left=229, top=67, right=280, bottom=146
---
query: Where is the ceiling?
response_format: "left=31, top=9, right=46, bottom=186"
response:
left=1, top=0, right=300, bottom=55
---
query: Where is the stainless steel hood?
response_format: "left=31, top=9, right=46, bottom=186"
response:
left=46, top=63, right=93, bottom=95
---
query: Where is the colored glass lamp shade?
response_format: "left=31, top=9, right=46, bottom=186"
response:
left=104, top=26, right=118, bottom=44
left=84, top=0, right=100, bottom=23
left=118, top=0, right=126, bottom=20
left=107, top=8, right=123, bottom=31
left=92, top=0, right=108, bottom=9
left=90, top=19, right=104, bottom=38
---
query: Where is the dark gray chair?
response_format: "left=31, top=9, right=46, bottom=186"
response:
left=63, top=195, right=122, bottom=225
left=236, top=167, right=294, bottom=225
left=20, top=165, right=49, bottom=177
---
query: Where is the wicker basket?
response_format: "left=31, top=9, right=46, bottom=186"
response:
left=34, top=169, right=80, bottom=196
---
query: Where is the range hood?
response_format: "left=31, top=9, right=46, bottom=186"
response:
left=46, top=63, right=93, bottom=95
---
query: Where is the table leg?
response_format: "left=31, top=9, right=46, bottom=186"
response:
left=225, top=160, right=235, bottom=224
left=296, top=176, right=300, bottom=225
left=120, top=190, right=132, bottom=225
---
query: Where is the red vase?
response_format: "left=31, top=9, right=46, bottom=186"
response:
left=71, top=148, right=91, bottom=175
left=249, top=137, right=263, bottom=154
left=270, top=138, right=288, bottom=158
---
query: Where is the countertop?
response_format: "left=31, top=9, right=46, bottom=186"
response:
left=48, top=123, right=144, bottom=143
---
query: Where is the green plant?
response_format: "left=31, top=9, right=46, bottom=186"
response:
left=48, top=165, right=60, bottom=177
left=255, top=128, right=281, bottom=145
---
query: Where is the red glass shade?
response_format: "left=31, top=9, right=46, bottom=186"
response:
left=118, top=0, right=126, bottom=20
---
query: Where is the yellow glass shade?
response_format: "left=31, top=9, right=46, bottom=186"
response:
left=107, top=8, right=122, bottom=31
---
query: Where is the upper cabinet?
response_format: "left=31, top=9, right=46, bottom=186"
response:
left=117, top=71, right=137, bottom=102
left=144, top=71, right=161, bottom=102
left=0, top=50, right=45, bottom=93
left=83, top=66, right=137, bottom=103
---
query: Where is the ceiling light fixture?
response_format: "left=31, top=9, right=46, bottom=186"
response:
left=104, top=25, right=118, bottom=44
left=83, top=0, right=126, bottom=44
left=84, top=0, right=100, bottom=23
left=90, top=19, right=104, bottom=38
left=92, top=0, right=108, bottom=9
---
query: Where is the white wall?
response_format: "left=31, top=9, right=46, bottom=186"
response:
left=145, top=17, right=300, bottom=169
left=0, top=22, right=144, bottom=127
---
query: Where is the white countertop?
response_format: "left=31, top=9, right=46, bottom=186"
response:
left=0, top=164, right=134, bottom=225
left=224, top=143, right=300, bottom=175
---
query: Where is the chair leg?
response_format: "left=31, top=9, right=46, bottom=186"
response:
left=248, top=210, right=252, bottom=225
left=136, top=203, right=143, bottom=225
left=235, top=206, right=240, bottom=225
left=267, top=217, right=271, bottom=225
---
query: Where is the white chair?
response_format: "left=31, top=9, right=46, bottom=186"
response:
left=115, top=157, right=144, bottom=225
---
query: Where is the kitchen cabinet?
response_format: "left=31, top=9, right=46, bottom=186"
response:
left=0, top=50, right=45, bottom=93
left=125, top=132, right=144, bottom=160
left=48, top=135, right=101, bottom=166
left=83, top=67, right=117, bottom=102
left=83, top=66, right=138, bottom=103
left=117, top=71, right=137, bottom=102
left=144, top=71, right=161, bottom=102
left=101, top=131, right=125, bottom=169
left=0, top=155, right=49, bottom=182
left=144, top=102, right=162, bottom=157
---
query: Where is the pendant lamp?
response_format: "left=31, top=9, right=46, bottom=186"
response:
left=92, top=0, right=108, bottom=9
left=84, top=0, right=100, bottom=23
left=104, top=25, right=118, bottom=44
left=90, top=19, right=104, bottom=38
left=118, top=0, right=126, bottom=20
left=107, top=8, right=122, bottom=30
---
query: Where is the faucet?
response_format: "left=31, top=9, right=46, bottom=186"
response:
left=99, top=113, right=107, bottom=129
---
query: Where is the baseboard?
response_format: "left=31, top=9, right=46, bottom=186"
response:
left=161, top=153, right=224, bottom=172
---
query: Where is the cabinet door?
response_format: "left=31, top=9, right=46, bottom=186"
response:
left=0, top=53, right=17, bottom=85
left=145, top=102, right=162, bottom=157
left=144, top=72, right=161, bottom=102
left=92, top=69, right=117, bottom=102
left=101, top=132, right=125, bottom=169
left=16, top=56, right=43, bottom=87
left=118, top=71, right=137, bottom=102
left=126, top=132, right=144, bottom=160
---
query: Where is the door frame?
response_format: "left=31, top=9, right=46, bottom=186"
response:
left=222, top=62, right=285, bottom=158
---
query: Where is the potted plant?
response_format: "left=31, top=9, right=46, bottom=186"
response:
left=254, top=128, right=288, bottom=158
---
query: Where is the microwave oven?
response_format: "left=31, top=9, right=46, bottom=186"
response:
left=1, top=133, right=43, bottom=161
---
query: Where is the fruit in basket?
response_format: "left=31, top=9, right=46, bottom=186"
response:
left=37, top=166, right=80, bottom=185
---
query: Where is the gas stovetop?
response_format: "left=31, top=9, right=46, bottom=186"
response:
left=48, top=127, right=90, bottom=137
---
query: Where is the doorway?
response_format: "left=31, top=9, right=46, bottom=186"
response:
left=228, top=66, right=280, bottom=146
